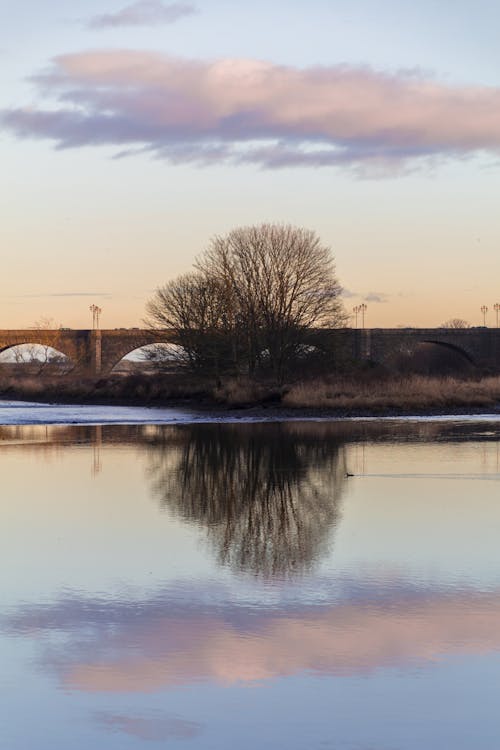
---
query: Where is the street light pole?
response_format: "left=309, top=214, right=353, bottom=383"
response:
left=359, top=303, right=367, bottom=329
left=89, top=304, right=103, bottom=330
left=494, top=303, right=500, bottom=328
left=353, top=305, right=359, bottom=328
left=481, top=305, right=488, bottom=326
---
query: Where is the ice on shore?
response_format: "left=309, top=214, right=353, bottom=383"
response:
left=1, top=400, right=500, bottom=426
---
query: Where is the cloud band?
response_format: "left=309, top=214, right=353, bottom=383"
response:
left=3, top=51, right=500, bottom=173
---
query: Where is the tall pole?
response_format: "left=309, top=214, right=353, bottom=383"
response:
left=494, top=303, right=500, bottom=328
left=359, top=303, right=367, bottom=329
left=89, top=304, right=103, bottom=330
left=353, top=305, right=359, bottom=328
left=481, top=305, right=488, bottom=326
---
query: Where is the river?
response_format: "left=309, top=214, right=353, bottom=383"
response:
left=2, top=404, right=500, bottom=748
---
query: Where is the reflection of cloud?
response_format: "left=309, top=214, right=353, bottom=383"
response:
left=4, top=51, right=500, bottom=173
left=88, top=1, right=197, bottom=29
left=6, top=582, right=500, bottom=692
left=95, top=711, right=202, bottom=741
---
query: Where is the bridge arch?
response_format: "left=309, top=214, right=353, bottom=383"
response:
left=376, top=337, right=477, bottom=375
left=109, top=343, right=187, bottom=373
left=0, top=342, right=74, bottom=371
left=421, top=339, right=476, bottom=366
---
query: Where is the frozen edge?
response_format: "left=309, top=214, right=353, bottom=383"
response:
left=1, top=401, right=500, bottom=426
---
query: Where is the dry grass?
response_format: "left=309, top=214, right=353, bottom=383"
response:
left=283, top=375, right=500, bottom=412
left=212, top=377, right=282, bottom=406
left=1, top=371, right=500, bottom=414
left=0, top=373, right=212, bottom=405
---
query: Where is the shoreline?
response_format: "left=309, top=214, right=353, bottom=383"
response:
left=1, top=392, right=500, bottom=423
left=2, top=372, right=500, bottom=421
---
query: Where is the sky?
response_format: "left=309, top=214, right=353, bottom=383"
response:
left=1, top=0, right=500, bottom=329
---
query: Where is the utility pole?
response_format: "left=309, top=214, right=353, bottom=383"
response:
left=494, top=303, right=500, bottom=328
left=353, top=305, right=360, bottom=328
left=481, top=305, right=488, bottom=327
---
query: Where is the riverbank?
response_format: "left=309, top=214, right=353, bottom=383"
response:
left=1, top=372, right=500, bottom=418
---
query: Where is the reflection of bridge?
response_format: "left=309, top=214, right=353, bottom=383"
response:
left=0, top=327, right=500, bottom=375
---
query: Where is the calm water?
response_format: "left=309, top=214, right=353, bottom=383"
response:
left=2, top=413, right=500, bottom=748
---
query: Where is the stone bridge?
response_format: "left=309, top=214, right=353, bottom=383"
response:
left=311, top=327, right=500, bottom=371
left=0, top=329, right=178, bottom=376
left=0, top=327, right=499, bottom=375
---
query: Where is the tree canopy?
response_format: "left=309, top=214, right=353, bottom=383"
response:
left=146, top=223, right=346, bottom=381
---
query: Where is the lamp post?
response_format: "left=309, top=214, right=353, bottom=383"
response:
left=359, top=303, right=367, bottom=329
left=481, top=305, right=488, bottom=326
left=89, top=304, right=102, bottom=330
left=494, top=303, right=500, bottom=328
left=353, top=305, right=360, bottom=328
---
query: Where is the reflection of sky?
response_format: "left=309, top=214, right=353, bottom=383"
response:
left=2, top=423, right=500, bottom=748
left=3, top=431, right=500, bottom=600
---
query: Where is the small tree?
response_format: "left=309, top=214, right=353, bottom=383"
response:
left=440, top=318, right=471, bottom=329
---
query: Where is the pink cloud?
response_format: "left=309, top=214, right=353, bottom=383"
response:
left=3, top=50, right=500, bottom=172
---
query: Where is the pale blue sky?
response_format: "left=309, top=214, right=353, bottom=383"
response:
left=1, top=0, right=500, bottom=328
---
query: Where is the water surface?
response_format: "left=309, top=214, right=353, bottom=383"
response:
left=2, top=416, right=500, bottom=748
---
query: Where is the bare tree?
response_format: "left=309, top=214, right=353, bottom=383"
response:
left=147, top=224, right=346, bottom=381
left=440, top=318, right=471, bottom=329
left=146, top=272, right=235, bottom=376
left=199, top=224, right=346, bottom=380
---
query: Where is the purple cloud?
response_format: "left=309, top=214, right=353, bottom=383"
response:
left=88, top=1, right=197, bottom=29
left=3, top=51, right=500, bottom=173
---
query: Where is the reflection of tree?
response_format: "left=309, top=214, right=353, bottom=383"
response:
left=147, top=424, right=347, bottom=577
